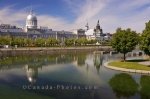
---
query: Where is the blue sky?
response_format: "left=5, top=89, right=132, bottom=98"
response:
left=0, top=0, right=150, bottom=33
left=0, top=0, right=75, bottom=21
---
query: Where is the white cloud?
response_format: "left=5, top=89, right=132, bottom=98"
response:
left=0, top=6, right=26, bottom=27
left=0, top=0, right=150, bottom=33
left=64, top=0, right=150, bottom=33
left=0, top=6, right=70, bottom=30
left=38, top=15, right=69, bottom=30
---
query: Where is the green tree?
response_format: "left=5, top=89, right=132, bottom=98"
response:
left=75, top=38, right=88, bottom=46
left=11, top=37, right=25, bottom=47
left=0, top=36, right=11, bottom=45
left=140, top=20, right=150, bottom=58
left=35, top=38, right=45, bottom=47
left=65, top=38, right=75, bottom=46
left=26, top=38, right=33, bottom=47
left=46, top=38, right=58, bottom=47
left=87, top=39, right=97, bottom=45
left=111, top=28, right=138, bottom=61
left=51, top=38, right=59, bottom=46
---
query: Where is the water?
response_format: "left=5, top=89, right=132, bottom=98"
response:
left=0, top=51, right=149, bottom=99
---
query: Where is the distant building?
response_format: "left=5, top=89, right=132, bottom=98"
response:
left=73, top=29, right=86, bottom=39
left=94, top=20, right=103, bottom=40
left=0, top=24, right=24, bottom=33
left=26, top=10, right=38, bottom=31
left=0, top=10, right=76, bottom=41
left=85, top=20, right=112, bottom=41
left=0, top=9, right=112, bottom=42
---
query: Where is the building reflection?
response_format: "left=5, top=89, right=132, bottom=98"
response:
left=25, top=64, right=39, bottom=84
left=0, top=53, right=106, bottom=84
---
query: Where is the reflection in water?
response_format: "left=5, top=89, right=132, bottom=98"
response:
left=18, top=53, right=104, bottom=84
left=0, top=52, right=105, bottom=84
left=140, top=75, right=150, bottom=99
left=76, top=53, right=87, bottom=66
left=0, top=52, right=148, bottom=99
left=109, top=73, right=138, bottom=98
left=25, top=65, right=38, bottom=84
left=93, top=53, right=103, bottom=73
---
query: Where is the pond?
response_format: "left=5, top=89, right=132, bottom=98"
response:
left=0, top=51, right=149, bottom=99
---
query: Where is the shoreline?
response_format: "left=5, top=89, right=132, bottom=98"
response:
left=104, top=61, right=150, bottom=75
left=0, top=46, right=112, bottom=50
left=0, top=46, right=113, bottom=56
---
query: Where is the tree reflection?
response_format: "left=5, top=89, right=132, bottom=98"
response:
left=76, top=54, right=86, bottom=66
left=109, top=73, right=138, bottom=98
left=93, top=54, right=103, bottom=73
left=140, top=75, right=150, bottom=99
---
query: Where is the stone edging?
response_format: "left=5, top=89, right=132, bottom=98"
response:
left=104, top=62, right=150, bottom=74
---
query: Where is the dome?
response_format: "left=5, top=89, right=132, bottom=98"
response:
left=26, top=13, right=38, bottom=29
left=27, top=14, right=37, bottom=21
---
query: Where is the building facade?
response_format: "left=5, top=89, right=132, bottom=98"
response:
left=26, top=10, right=38, bottom=30
left=73, top=29, right=86, bottom=39
left=0, top=10, right=111, bottom=42
left=85, top=20, right=112, bottom=41
left=0, top=11, right=76, bottom=41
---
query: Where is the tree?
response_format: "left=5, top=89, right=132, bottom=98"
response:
left=111, top=28, right=138, bottom=61
left=26, top=38, right=33, bottom=47
left=87, top=39, right=97, bottom=45
left=140, top=20, right=150, bottom=58
left=65, top=38, right=75, bottom=46
left=12, top=37, right=26, bottom=47
left=75, top=38, right=88, bottom=46
left=35, top=38, right=45, bottom=47
left=0, top=36, right=11, bottom=45
left=46, top=38, right=58, bottom=47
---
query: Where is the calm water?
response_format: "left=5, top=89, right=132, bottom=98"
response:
left=0, top=51, right=149, bottom=99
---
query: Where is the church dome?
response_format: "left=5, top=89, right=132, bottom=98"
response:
left=27, top=14, right=37, bottom=21
left=26, top=12, right=38, bottom=29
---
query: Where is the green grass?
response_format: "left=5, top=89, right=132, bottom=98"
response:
left=108, top=60, right=150, bottom=71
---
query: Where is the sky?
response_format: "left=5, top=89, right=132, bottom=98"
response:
left=0, top=0, right=150, bottom=33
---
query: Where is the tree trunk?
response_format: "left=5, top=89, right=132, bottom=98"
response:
left=123, top=53, right=126, bottom=62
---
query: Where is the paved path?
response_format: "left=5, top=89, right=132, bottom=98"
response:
left=138, top=61, right=150, bottom=66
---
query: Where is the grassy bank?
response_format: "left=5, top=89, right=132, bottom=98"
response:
left=108, top=60, right=150, bottom=71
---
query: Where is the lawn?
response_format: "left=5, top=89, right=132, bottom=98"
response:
left=108, top=60, right=150, bottom=71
